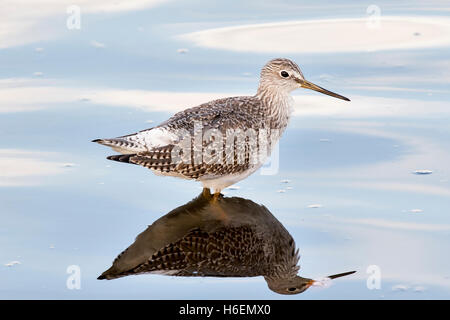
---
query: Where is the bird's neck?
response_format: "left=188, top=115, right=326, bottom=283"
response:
left=255, top=84, right=293, bottom=130
left=265, top=270, right=299, bottom=283
left=264, top=239, right=300, bottom=280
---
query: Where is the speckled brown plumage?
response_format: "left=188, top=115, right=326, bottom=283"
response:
left=93, top=59, right=301, bottom=192
left=93, top=58, right=350, bottom=192
left=98, top=191, right=356, bottom=295
left=131, top=226, right=271, bottom=277
left=106, top=96, right=280, bottom=180
left=98, top=191, right=299, bottom=281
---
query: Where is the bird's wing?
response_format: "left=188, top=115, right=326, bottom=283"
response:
left=107, top=144, right=254, bottom=179
left=158, top=96, right=263, bottom=132
left=97, top=192, right=290, bottom=280
left=128, top=226, right=265, bottom=277
left=94, top=96, right=263, bottom=155
left=103, top=96, right=267, bottom=177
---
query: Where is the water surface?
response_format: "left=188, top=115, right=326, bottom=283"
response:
left=1, top=0, right=450, bottom=299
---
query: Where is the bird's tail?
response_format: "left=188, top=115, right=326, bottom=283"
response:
left=106, top=154, right=136, bottom=164
left=92, top=138, right=145, bottom=154
left=97, top=265, right=130, bottom=280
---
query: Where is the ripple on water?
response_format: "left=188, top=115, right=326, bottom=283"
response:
left=413, top=170, right=433, bottom=175
left=4, top=261, right=21, bottom=267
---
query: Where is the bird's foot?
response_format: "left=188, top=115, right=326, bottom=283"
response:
left=201, top=188, right=223, bottom=203
left=211, top=192, right=222, bottom=203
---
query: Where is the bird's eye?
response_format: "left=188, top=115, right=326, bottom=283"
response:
left=280, top=71, right=289, bottom=78
left=288, top=287, right=297, bottom=292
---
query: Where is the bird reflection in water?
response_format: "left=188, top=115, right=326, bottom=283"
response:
left=98, top=189, right=355, bottom=295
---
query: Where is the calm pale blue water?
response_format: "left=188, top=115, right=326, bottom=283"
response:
left=1, top=0, right=450, bottom=299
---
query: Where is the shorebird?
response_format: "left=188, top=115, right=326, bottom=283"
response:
left=98, top=190, right=355, bottom=295
left=93, top=58, right=349, bottom=195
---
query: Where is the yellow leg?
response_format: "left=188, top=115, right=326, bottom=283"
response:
left=214, top=192, right=220, bottom=200
left=202, top=187, right=212, bottom=199
left=202, top=188, right=222, bottom=203
left=209, top=192, right=229, bottom=223
left=211, top=189, right=222, bottom=203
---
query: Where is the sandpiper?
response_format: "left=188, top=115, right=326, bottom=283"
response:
left=98, top=190, right=355, bottom=295
left=93, top=58, right=349, bottom=195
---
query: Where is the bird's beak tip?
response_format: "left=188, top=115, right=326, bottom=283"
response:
left=328, top=270, right=357, bottom=279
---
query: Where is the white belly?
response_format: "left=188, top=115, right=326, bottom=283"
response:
left=198, top=165, right=261, bottom=193
left=197, top=134, right=282, bottom=192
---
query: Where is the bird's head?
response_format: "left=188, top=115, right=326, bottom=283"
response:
left=259, top=58, right=350, bottom=101
left=265, top=270, right=356, bottom=295
left=266, top=275, right=315, bottom=295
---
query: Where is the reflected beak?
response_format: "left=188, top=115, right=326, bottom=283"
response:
left=296, top=78, right=350, bottom=101
left=308, top=271, right=356, bottom=288
left=327, top=270, right=356, bottom=280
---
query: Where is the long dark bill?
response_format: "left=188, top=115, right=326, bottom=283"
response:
left=297, top=78, right=350, bottom=101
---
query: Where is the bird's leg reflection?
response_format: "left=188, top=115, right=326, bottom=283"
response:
left=98, top=191, right=355, bottom=295
left=201, top=188, right=228, bottom=221
left=212, top=192, right=221, bottom=202
left=202, top=187, right=222, bottom=203
left=202, top=187, right=212, bottom=200
left=210, top=200, right=230, bottom=223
